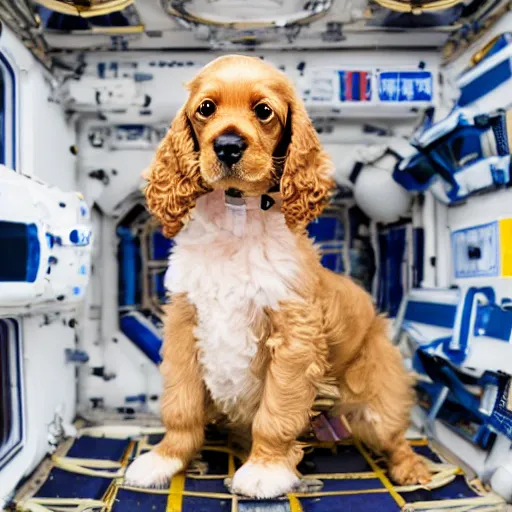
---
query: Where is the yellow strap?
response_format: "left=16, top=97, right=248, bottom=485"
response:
left=500, top=218, right=512, bottom=277
left=353, top=440, right=406, bottom=509
left=288, top=494, right=303, bottom=512
left=102, top=478, right=121, bottom=512
left=408, top=439, right=429, bottom=447
left=227, top=434, right=236, bottom=478
left=120, top=441, right=136, bottom=467
left=166, top=473, right=186, bottom=512
left=228, top=454, right=235, bottom=478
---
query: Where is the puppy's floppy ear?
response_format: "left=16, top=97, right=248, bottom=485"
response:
left=145, top=107, right=210, bottom=238
left=280, top=95, right=334, bottom=232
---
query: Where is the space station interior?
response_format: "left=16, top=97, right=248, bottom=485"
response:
left=2, top=0, right=512, bottom=511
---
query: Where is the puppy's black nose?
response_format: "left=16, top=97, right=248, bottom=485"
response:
left=213, top=133, right=246, bottom=166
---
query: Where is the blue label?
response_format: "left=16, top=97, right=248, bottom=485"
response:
left=69, top=229, right=92, bottom=246
left=378, top=71, right=433, bottom=102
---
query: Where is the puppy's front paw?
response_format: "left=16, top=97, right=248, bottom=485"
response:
left=229, top=462, right=300, bottom=499
left=389, top=454, right=431, bottom=486
left=124, top=450, right=183, bottom=488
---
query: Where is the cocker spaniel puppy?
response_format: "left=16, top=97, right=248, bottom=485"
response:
left=125, top=55, right=431, bottom=498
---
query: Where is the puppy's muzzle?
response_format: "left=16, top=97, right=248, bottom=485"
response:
left=213, top=133, right=247, bottom=167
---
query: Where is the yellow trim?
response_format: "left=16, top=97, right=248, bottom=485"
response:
left=33, top=0, right=134, bottom=17
left=353, top=440, right=406, bottom=509
left=408, top=439, right=429, bottom=447
left=288, top=494, right=303, bottom=512
left=120, top=440, right=136, bottom=467
left=90, top=25, right=145, bottom=34
left=227, top=436, right=235, bottom=478
left=167, top=473, right=186, bottom=512
left=471, top=35, right=502, bottom=66
left=500, top=218, right=512, bottom=277
left=102, top=479, right=121, bottom=512
left=79, top=0, right=134, bottom=18
left=33, top=0, right=80, bottom=15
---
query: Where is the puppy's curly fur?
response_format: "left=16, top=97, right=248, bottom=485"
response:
left=145, top=107, right=211, bottom=238
left=125, top=55, right=430, bottom=498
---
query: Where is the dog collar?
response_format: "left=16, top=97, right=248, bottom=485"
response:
left=224, top=188, right=277, bottom=211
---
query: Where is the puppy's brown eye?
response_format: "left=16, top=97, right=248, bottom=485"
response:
left=197, top=100, right=216, bottom=118
left=254, top=103, right=273, bottom=121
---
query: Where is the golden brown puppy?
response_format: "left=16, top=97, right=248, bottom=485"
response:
left=125, top=55, right=431, bottom=498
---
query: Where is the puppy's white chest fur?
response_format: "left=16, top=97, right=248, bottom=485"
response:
left=164, top=191, right=300, bottom=416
